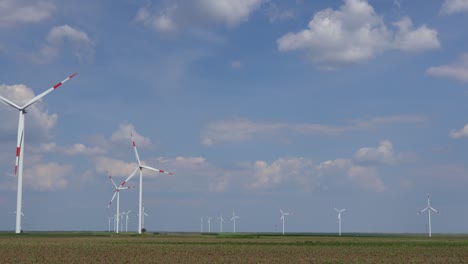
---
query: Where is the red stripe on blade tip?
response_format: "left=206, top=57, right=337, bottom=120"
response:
left=53, top=82, right=62, bottom=89
left=16, top=147, right=20, bottom=157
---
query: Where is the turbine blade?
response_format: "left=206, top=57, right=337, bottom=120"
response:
left=334, top=208, right=339, bottom=212
left=14, top=114, right=24, bottom=175
left=430, top=207, right=439, bottom=213
left=108, top=191, right=118, bottom=207
left=280, top=209, right=284, bottom=214
left=22, top=73, right=77, bottom=109
left=130, top=133, right=142, bottom=166
left=419, top=207, right=429, bottom=213
left=108, top=175, right=118, bottom=189
left=119, top=167, right=139, bottom=187
left=141, top=165, right=173, bottom=175
left=0, top=95, right=21, bottom=110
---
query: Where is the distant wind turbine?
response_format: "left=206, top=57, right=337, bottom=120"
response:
left=217, top=215, right=225, bottom=233
left=107, top=175, right=131, bottom=233
left=418, top=194, right=439, bottom=237
left=0, top=73, right=77, bottom=233
left=334, top=208, right=346, bottom=236
left=122, top=210, right=131, bottom=232
left=118, top=133, right=173, bottom=234
left=207, top=217, right=212, bottom=232
left=200, top=217, right=204, bottom=233
left=231, top=212, right=239, bottom=233
left=107, top=216, right=112, bottom=232
left=280, top=209, right=291, bottom=235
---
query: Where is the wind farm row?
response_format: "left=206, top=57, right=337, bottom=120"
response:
left=0, top=74, right=441, bottom=237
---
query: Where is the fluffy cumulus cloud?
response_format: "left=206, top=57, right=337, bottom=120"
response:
left=0, top=0, right=55, bottom=27
left=440, top=0, right=468, bottom=15
left=316, top=158, right=385, bottom=192
left=24, top=162, right=72, bottom=191
left=249, top=157, right=315, bottom=190
left=135, top=0, right=266, bottom=34
left=315, top=140, right=407, bottom=192
left=109, top=122, right=152, bottom=148
left=277, top=0, right=440, bottom=66
left=33, top=25, right=94, bottom=64
left=354, top=140, right=397, bottom=165
left=246, top=141, right=392, bottom=192
left=449, top=124, right=468, bottom=139
left=0, top=84, right=58, bottom=142
left=201, top=115, right=425, bottom=145
left=392, top=17, right=440, bottom=52
left=427, top=53, right=468, bottom=82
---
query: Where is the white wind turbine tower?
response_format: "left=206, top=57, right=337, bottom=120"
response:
left=118, top=133, right=173, bottom=234
left=107, top=175, right=131, bottom=233
left=207, top=217, right=212, bottom=232
left=0, top=73, right=77, bottom=234
left=280, top=209, right=291, bottom=235
left=217, top=215, right=225, bottom=233
left=334, top=208, right=346, bottom=236
left=200, top=217, right=204, bottom=233
left=122, top=210, right=131, bottom=232
left=140, top=206, right=149, bottom=230
left=231, top=212, right=239, bottom=233
left=418, top=194, right=439, bottom=237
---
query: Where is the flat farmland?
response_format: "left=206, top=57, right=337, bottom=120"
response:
left=0, top=233, right=468, bottom=263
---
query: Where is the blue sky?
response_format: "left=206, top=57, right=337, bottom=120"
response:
left=1, top=0, right=468, bottom=234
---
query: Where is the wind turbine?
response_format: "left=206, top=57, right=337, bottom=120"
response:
left=107, top=175, right=131, bottom=233
left=334, top=208, right=346, bottom=236
left=0, top=73, right=77, bottom=234
left=118, top=133, right=173, bottom=234
left=139, top=206, right=149, bottom=230
left=122, top=210, right=131, bottom=232
left=231, top=212, right=239, bottom=233
left=200, top=217, right=204, bottom=233
left=217, top=215, right=225, bottom=233
left=418, top=194, right=439, bottom=237
left=280, top=209, right=290, bottom=235
left=207, top=217, right=212, bottom=232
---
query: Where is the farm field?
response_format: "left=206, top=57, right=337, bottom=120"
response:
left=0, top=232, right=468, bottom=263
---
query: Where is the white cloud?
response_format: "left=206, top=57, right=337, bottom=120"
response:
left=135, top=0, right=266, bottom=34
left=201, top=115, right=425, bottom=145
left=110, top=122, right=152, bottom=149
left=201, top=119, right=285, bottom=145
left=249, top=157, right=315, bottom=190
left=266, top=3, right=296, bottom=23
left=277, top=0, right=391, bottom=65
left=136, top=6, right=177, bottom=33
left=277, top=0, right=439, bottom=66
left=24, top=162, right=71, bottom=191
left=95, top=156, right=137, bottom=179
left=392, top=17, right=440, bottom=52
left=0, top=0, right=55, bottom=27
left=354, top=140, right=397, bottom=165
left=450, top=124, right=468, bottom=139
left=440, top=0, right=468, bottom=15
left=0, top=84, right=58, bottom=142
left=197, top=0, right=266, bottom=26
left=33, top=25, right=94, bottom=64
left=427, top=53, right=468, bottom=82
